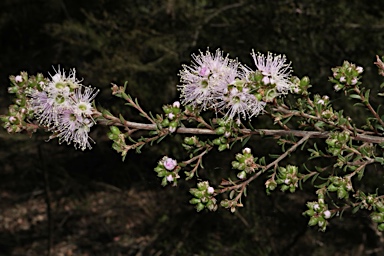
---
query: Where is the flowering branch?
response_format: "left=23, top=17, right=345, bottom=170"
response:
left=3, top=49, right=384, bottom=232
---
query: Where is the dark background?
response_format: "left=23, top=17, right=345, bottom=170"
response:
left=1, top=0, right=384, bottom=255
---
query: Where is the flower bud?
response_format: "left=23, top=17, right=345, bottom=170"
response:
left=231, top=161, right=240, bottom=169
left=337, top=187, right=348, bottom=199
left=163, top=157, right=177, bottom=171
left=327, top=184, right=338, bottom=192
left=376, top=201, right=384, bottom=212
left=154, top=166, right=164, bottom=173
left=308, top=216, right=318, bottom=226
left=196, top=203, right=205, bottom=212
left=173, top=101, right=180, bottom=108
left=300, top=76, right=310, bottom=87
left=215, top=127, right=226, bottom=135
left=107, top=132, right=119, bottom=141
left=206, top=200, right=217, bottom=211
left=242, top=147, right=251, bottom=154
left=237, top=171, right=246, bottom=180
left=304, top=209, right=315, bottom=217
left=197, top=181, right=208, bottom=190
left=207, top=186, right=215, bottom=194
left=162, top=105, right=172, bottom=114
left=218, top=144, right=228, bottom=151
left=212, top=138, right=222, bottom=146
left=184, top=137, right=195, bottom=145
left=161, top=118, right=170, bottom=127
left=169, top=121, right=178, bottom=133
left=220, top=199, right=230, bottom=208
left=371, top=212, right=384, bottom=223
left=189, top=198, right=200, bottom=204
left=323, top=210, right=331, bottom=219
left=110, top=126, right=120, bottom=135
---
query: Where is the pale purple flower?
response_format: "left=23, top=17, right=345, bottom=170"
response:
left=178, top=49, right=239, bottom=110
left=72, top=119, right=95, bottom=150
left=163, top=157, right=177, bottom=170
left=317, top=99, right=325, bottom=105
left=356, top=66, right=363, bottom=74
left=169, top=126, right=177, bottom=133
left=56, top=109, right=82, bottom=144
left=71, top=86, right=99, bottom=117
left=172, top=101, right=180, bottom=108
left=168, top=113, right=175, bottom=120
left=27, top=67, right=98, bottom=150
left=8, top=116, right=17, bottom=123
left=334, top=84, right=343, bottom=91
left=15, top=75, right=23, bottom=83
left=166, top=174, right=174, bottom=182
left=237, top=171, right=246, bottom=180
left=216, top=86, right=265, bottom=120
left=251, top=51, right=294, bottom=94
left=323, top=210, right=331, bottom=219
left=243, top=147, right=251, bottom=154
left=207, top=186, right=215, bottom=194
left=28, top=90, right=57, bottom=126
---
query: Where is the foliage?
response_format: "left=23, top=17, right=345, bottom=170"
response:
left=3, top=0, right=384, bottom=254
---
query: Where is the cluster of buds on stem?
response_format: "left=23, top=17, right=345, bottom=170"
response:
left=326, top=131, right=351, bottom=156
left=367, top=199, right=384, bottom=231
left=290, top=76, right=311, bottom=96
left=154, top=156, right=180, bottom=186
left=212, top=119, right=240, bottom=151
left=189, top=181, right=217, bottom=212
left=231, top=147, right=257, bottom=180
left=303, top=191, right=332, bottom=232
left=330, top=61, right=363, bottom=91
left=327, top=176, right=353, bottom=199
left=161, top=101, right=181, bottom=133
left=2, top=72, right=45, bottom=133
left=276, top=165, right=299, bottom=193
left=107, top=125, right=128, bottom=157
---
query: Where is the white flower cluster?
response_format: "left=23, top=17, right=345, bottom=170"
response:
left=178, top=49, right=296, bottom=120
left=28, top=68, right=99, bottom=150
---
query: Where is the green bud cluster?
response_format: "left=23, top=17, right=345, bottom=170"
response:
left=291, top=76, right=311, bottom=96
left=369, top=199, right=384, bottom=231
left=154, top=156, right=180, bottom=187
left=303, top=193, right=332, bottom=232
left=330, top=60, right=363, bottom=91
left=183, top=136, right=207, bottom=151
left=231, top=147, right=256, bottom=179
left=356, top=191, right=378, bottom=211
left=220, top=199, right=243, bottom=213
left=354, top=191, right=384, bottom=231
left=2, top=72, right=46, bottom=133
left=212, top=118, right=240, bottom=151
left=107, top=125, right=129, bottom=158
left=161, top=102, right=181, bottom=133
left=326, top=131, right=351, bottom=156
left=189, top=181, right=217, bottom=212
left=264, top=178, right=277, bottom=195
left=327, top=176, right=352, bottom=199
left=276, top=165, right=299, bottom=193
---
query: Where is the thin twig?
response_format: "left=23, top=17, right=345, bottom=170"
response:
left=95, top=111, right=384, bottom=144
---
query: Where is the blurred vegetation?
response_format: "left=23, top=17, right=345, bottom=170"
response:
left=2, top=0, right=384, bottom=255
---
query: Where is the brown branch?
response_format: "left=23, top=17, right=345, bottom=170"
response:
left=219, top=134, right=311, bottom=194
left=99, top=116, right=384, bottom=144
